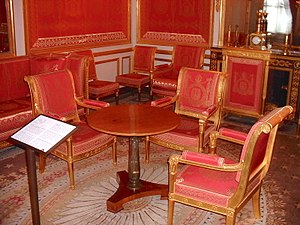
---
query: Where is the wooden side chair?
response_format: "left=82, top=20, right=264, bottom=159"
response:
left=115, top=45, right=157, bottom=101
left=151, top=45, right=205, bottom=98
left=24, top=70, right=117, bottom=190
left=75, top=49, right=120, bottom=104
left=167, top=105, right=293, bottom=225
left=145, top=67, right=226, bottom=162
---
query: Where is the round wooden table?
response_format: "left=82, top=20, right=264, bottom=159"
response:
left=87, top=104, right=180, bottom=213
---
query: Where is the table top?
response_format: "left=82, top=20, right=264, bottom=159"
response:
left=87, top=104, right=180, bottom=136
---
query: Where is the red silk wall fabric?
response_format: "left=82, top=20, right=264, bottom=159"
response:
left=139, top=0, right=212, bottom=46
left=25, top=0, right=130, bottom=52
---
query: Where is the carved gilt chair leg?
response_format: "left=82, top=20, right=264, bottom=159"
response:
left=66, top=138, right=75, bottom=190
left=252, top=187, right=262, bottom=219
left=198, top=121, right=206, bottom=152
left=67, top=160, right=75, bottom=190
left=39, top=154, right=46, bottom=173
left=226, top=213, right=236, bottom=225
left=167, top=199, right=175, bottom=225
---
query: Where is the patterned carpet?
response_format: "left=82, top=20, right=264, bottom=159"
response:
left=0, top=138, right=266, bottom=225
left=0, top=92, right=300, bottom=224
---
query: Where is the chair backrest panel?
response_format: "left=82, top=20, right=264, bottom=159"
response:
left=133, top=46, right=157, bottom=72
left=249, top=131, right=269, bottom=174
left=172, top=45, right=204, bottom=78
left=26, top=70, right=78, bottom=120
left=67, top=53, right=89, bottom=99
left=176, top=67, right=224, bottom=118
left=74, top=49, right=97, bottom=81
left=237, top=106, right=292, bottom=183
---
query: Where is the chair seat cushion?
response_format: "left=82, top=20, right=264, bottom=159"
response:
left=0, top=97, right=33, bottom=141
left=116, top=73, right=150, bottom=86
left=174, top=164, right=238, bottom=207
left=54, top=121, right=114, bottom=157
left=89, top=80, right=119, bottom=95
left=150, top=116, right=215, bottom=150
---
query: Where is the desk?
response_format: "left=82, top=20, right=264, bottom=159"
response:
left=87, top=104, right=180, bottom=212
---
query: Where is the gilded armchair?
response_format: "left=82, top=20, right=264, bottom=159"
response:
left=151, top=45, right=205, bottom=98
left=74, top=49, right=120, bottom=104
left=167, top=105, right=293, bottom=225
left=116, top=45, right=157, bottom=101
left=145, top=67, right=226, bottom=162
left=25, top=70, right=117, bottom=190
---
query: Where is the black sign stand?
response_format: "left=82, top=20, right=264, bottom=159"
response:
left=10, top=114, right=77, bottom=225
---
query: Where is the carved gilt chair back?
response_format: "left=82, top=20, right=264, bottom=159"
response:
left=145, top=67, right=226, bottom=162
left=151, top=45, right=205, bottom=97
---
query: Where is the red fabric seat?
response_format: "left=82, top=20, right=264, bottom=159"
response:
left=167, top=106, right=293, bottom=225
left=175, top=163, right=238, bottom=207
left=0, top=97, right=32, bottom=141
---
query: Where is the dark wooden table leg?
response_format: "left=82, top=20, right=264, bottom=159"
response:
left=107, top=136, right=168, bottom=213
left=25, top=149, right=41, bottom=225
left=127, top=136, right=141, bottom=190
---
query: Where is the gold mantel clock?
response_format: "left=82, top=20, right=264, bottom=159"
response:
left=249, top=33, right=267, bottom=50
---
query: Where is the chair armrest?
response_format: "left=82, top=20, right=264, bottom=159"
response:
left=76, top=98, right=110, bottom=110
left=151, top=96, right=177, bottom=108
left=201, top=105, right=217, bottom=116
left=219, top=127, right=247, bottom=143
left=169, top=153, right=241, bottom=173
left=208, top=128, right=247, bottom=154
left=182, top=151, right=225, bottom=166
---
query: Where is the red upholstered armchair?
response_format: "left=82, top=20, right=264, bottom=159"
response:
left=74, top=49, right=120, bottom=104
left=24, top=70, right=117, bottom=190
left=116, top=45, right=157, bottom=101
left=145, top=67, right=226, bottom=162
left=167, top=105, right=293, bottom=225
left=151, top=45, right=205, bottom=98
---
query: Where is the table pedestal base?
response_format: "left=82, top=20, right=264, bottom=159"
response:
left=107, top=170, right=168, bottom=213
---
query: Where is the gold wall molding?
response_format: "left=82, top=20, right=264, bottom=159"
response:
left=216, top=0, right=221, bottom=12
left=33, top=32, right=127, bottom=49
left=142, top=32, right=206, bottom=45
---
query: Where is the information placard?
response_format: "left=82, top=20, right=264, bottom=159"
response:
left=10, top=114, right=77, bottom=153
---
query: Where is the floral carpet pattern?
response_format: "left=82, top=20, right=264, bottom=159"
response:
left=0, top=131, right=299, bottom=225
left=1, top=93, right=300, bottom=224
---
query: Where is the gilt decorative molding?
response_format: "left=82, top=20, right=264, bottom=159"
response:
left=142, top=32, right=206, bottom=45
left=215, top=0, right=221, bottom=12
left=32, top=32, right=127, bottom=48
